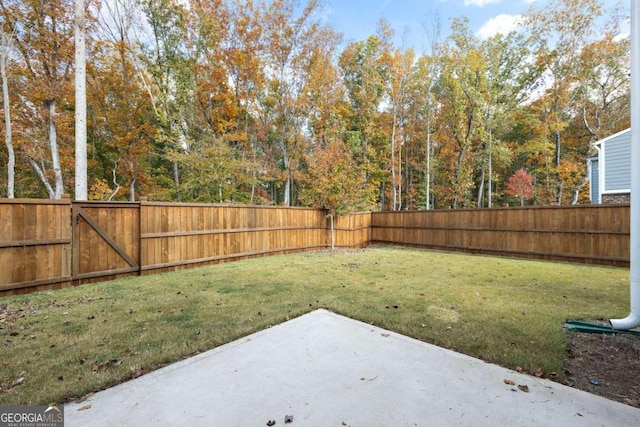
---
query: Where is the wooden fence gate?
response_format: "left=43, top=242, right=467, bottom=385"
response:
left=72, top=202, right=141, bottom=283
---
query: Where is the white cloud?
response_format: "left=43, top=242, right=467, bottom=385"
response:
left=464, top=0, right=501, bottom=6
left=614, top=32, right=630, bottom=42
left=476, top=14, right=524, bottom=39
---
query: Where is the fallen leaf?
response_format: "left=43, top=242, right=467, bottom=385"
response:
left=549, top=371, right=558, bottom=380
left=267, top=420, right=276, bottom=426
left=123, top=349, right=132, bottom=356
left=77, top=404, right=91, bottom=411
left=285, top=316, right=290, bottom=321
left=518, top=384, right=529, bottom=392
left=284, top=415, right=293, bottom=423
left=515, top=366, right=523, bottom=373
left=503, top=379, right=515, bottom=385
left=12, top=377, right=24, bottom=387
left=534, top=368, right=544, bottom=378
left=132, top=368, right=144, bottom=379
left=624, top=398, right=640, bottom=408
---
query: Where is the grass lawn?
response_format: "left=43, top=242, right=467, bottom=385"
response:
left=0, top=246, right=630, bottom=405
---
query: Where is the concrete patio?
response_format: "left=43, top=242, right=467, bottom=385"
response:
left=65, top=309, right=640, bottom=426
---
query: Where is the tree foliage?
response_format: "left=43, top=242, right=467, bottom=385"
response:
left=505, top=168, right=535, bottom=206
left=0, top=0, right=629, bottom=209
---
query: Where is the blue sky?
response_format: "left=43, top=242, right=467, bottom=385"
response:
left=320, top=0, right=629, bottom=50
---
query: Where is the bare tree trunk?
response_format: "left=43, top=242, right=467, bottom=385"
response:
left=75, top=0, right=88, bottom=200
left=487, top=126, right=493, bottom=208
left=1, top=31, right=14, bottom=198
left=391, top=105, right=398, bottom=211
left=26, top=156, right=55, bottom=198
left=129, top=178, right=136, bottom=201
left=47, top=101, right=65, bottom=199
left=477, top=163, right=485, bottom=208
left=281, top=145, right=291, bottom=206
left=108, top=159, right=122, bottom=201
left=284, top=169, right=291, bottom=206
left=555, top=129, right=562, bottom=204
left=426, top=112, right=431, bottom=210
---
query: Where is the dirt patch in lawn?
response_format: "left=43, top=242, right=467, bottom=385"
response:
left=563, top=326, right=640, bottom=409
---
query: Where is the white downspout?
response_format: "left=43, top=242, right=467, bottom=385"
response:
left=611, top=0, right=640, bottom=330
left=596, top=144, right=603, bottom=204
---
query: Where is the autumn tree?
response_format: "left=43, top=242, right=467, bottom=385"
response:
left=420, top=11, right=442, bottom=210
left=224, top=0, right=267, bottom=202
left=299, top=138, right=375, bottom=249
left=434, top=18, right=488, bottom=208
left=339, top=23, right=392, bottom=209
left=505, top=168, right=534, bottom=206
left=475, top=32, right=535, bottom=208
left=86, top=0, right=155, bottom=200
left=524, top=0, right=605, bottom=203
left=137, top=0, right=193, bottom=200
left=561, top=33, right=631, bottom=204
left=256, top=0, right=335, bottom=206
left=386, top=43, right=414, bottom=211
left=0, top=0, right=78, bottom=198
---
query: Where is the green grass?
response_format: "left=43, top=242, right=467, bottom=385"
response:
left=0, top=246, right=630, bottom=405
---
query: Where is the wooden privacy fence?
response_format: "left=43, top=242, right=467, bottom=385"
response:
left=0, top=200, right=630, bottom=296
left=0, top=198, right=370, bottom=295
left=371, top=204, right=630, bottom=267
left=0, top=198, right=72, bottom=294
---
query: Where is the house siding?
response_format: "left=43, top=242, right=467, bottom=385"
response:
left=604, top=130, right=631, bottom=192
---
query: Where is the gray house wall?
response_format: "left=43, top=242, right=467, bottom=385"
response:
left=590, top=128, right=631, bottom=204
left=603, top=130, right=631, bottom=192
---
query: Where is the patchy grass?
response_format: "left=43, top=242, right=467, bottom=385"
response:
left=0, top=246, right=629, bottom=405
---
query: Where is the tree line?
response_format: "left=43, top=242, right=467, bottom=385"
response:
left=0, top=0, right=630, bottom=213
